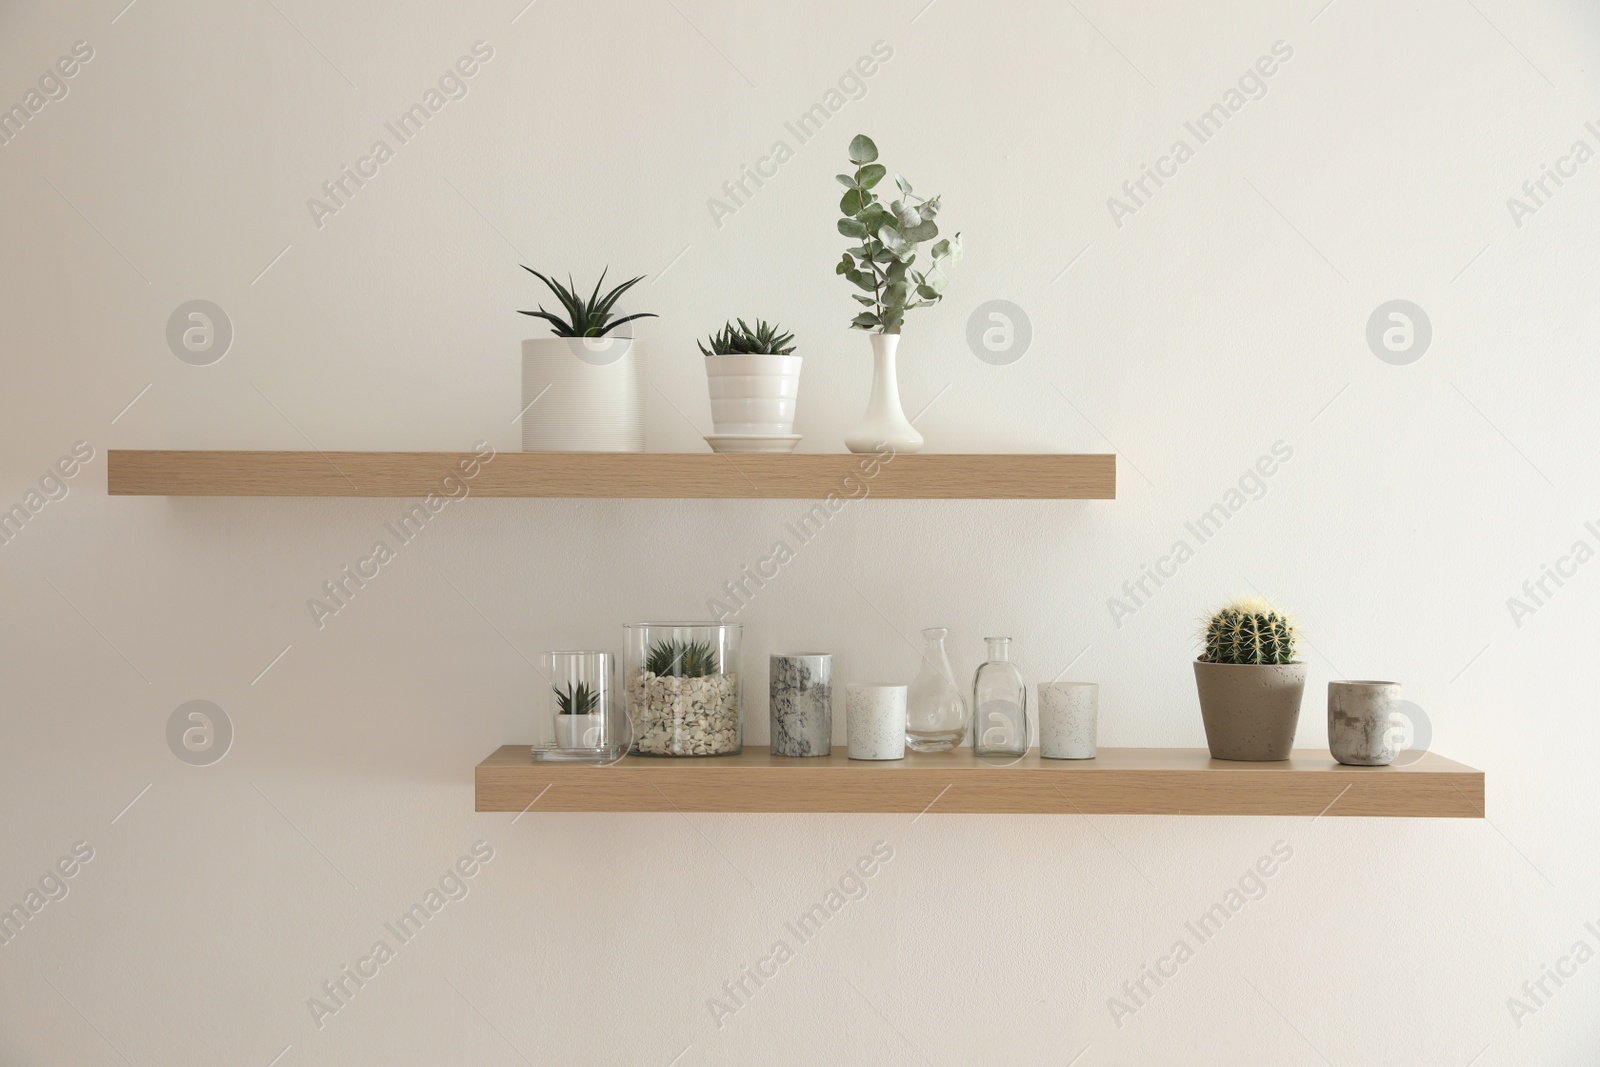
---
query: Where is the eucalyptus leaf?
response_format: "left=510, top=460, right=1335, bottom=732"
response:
left=916, top=284, right=939, bottom=299
left=853, top=294, right=876, bottom=305
left=838, top=218, right=869, bottom=237
left=836, top=174, right=857, bottom=188
left=904, top=220, right=937, bottom=242
left=848, top=134, right=879, bottom=165
left=945, top=232, right=964, bottom=268
left=851, top=311, right=881, bottom=328
left=840, top=188, right=862, bottom=216
left=895, top=173, right=913, bottom=196
left=857, top=164, right=887, bottom=188
left=877, top=226, right=909, bottom=255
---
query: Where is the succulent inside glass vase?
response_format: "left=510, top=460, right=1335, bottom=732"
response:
left=625, top=623, right=743, bottom=756
left=537, top=651, right=622, bottom=762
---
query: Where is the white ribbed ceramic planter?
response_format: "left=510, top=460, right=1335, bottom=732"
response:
left=1039, top=682, right=1098, bottom=759
left=521, top=337, right=644, bottom=452
left=704, top=354, right=802, bottom=435
left=845, top=683, right=906, bottom=760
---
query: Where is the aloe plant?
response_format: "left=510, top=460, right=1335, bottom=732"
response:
left=518, top=267, right=657, bottom=337
left=835, top=134, right=962, bottom=334
left=554, top=681, right=600, bottom=716
left=1201, top=600, right=1300, bottom=665
left=645, top=639, right=718, bottom=678
left=698, top=319, right=797, bottom=357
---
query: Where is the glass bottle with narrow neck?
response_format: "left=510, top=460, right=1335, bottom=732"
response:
left=972, top=637, right=1028, bottom=757
left=905, top=627, right=967, bottom=752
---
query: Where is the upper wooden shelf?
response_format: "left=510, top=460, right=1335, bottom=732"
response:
left=107, top=451, right=1115, bottom=499
left=475, top=746, right=1484, bottom=818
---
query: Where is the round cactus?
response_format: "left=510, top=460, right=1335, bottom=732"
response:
left=1201, top=599, right=1299, bottom=665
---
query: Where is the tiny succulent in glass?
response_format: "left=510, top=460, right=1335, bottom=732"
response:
left=554, top=681, right=600, bottom=716
left=698, top=319, right=797, bottom=356
left=1200, top=600, right=1301, bottom=665
left=537, top=651, right=622, bottom=761
left=644, top=639, right=718, bottom=678
left=518, top=266, right=657, bottom=337
left=835, top=134, right=962, bottom=334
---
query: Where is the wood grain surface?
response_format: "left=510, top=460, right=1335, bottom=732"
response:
left=475, top=746, right=1484, bottom=817
left=107, top=451, right=1117, bottom=499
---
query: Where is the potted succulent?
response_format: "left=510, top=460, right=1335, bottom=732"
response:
left=536, top=651, right=623, bottom=762
left=699, top=319, right=802, bottom=453
left=834, top=133, right=962, bottom=454
left=1193, top=600, right=1306, bottom=761
left=517, top=267, right=657, bottom=452
left=624, top=623, right=742, bottom=756
left=552, top=680, right=605, bottom=750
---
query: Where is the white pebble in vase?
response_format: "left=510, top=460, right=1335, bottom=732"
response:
left=1038, top=682, right=1098, bottom=759
left=846, top=684, right=906, bottom=760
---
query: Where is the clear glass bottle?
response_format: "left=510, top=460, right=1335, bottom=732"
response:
left=905, top=628, right=967, bottom=752
left=972, top=637, right=1028, bottom=757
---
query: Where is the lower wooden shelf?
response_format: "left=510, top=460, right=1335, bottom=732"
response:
left=474, top=746, right=1484, bottom=818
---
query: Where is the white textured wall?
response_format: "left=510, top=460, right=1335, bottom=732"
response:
left=2, top=0, right=1597, bottom=1063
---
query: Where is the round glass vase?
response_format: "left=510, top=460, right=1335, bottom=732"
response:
left=624, top=623, right=743, bottom=756
left=540, top=651, right=623, bottom=761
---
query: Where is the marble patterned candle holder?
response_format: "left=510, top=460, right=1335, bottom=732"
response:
left=770, top=654, right=833, bottom=756
left=846, top=683, right=906, bottom=760
left=1039, top=682, right=1098, bottom=759
left=1328, top=680, right=1401, bottom=766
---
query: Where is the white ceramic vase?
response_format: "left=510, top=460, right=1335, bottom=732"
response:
left=705, top=354, right=803, bottom=435
left=844, top=333, right=923, bottom=455
left=520, top=337, right=644, bottom=452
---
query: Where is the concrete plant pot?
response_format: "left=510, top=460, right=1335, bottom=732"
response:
left=1193, top=659, right=1306, bottom=761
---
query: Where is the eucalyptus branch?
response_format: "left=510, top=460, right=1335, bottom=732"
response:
left=834, top=134, right=962, bottom=335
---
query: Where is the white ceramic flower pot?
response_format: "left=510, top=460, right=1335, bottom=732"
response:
left=521, top=337, right=644, bottom=452
left=704, top=354, right=802, bottom=435
left=845, top=333, right=923, bottom=454
left=554, top=714, right=605, bottom=751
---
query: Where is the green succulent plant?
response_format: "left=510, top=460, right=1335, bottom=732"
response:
left=699, top=318, right=797, bottom=357
left=518, top=266, right=658, bottom=337
left=1201, top=600, right=1300, bottom=665
left=834, top=133, right=962, bottom=334
left=645, top=639, right=718, bottom=678
left=554, top=681, right=600, bottom=716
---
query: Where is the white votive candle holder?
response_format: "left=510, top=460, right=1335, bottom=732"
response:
left=1039, top=682, right=1098, bottom=759
left=846, top=684, right=907, bottom=760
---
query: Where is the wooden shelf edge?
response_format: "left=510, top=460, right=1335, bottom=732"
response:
left=106, top=450, right=1116, bottom=499
left=473, top=746, right=1484, bottom=818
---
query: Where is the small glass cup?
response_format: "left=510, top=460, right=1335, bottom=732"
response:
left=536, top=651, right=623, bottom=762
